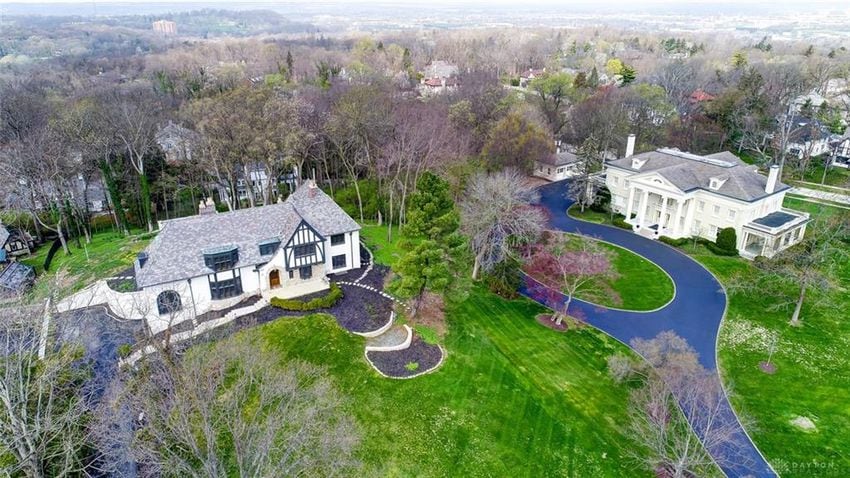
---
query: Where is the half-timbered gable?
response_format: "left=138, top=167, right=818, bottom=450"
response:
left=283, top=220, right=325, bottom=270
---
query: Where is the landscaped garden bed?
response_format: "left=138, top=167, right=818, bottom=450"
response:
left=365, top=336, right=443, bottom=378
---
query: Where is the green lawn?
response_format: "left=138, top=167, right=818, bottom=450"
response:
left=21, top=230, right=152, bottom=300
left=678, top=199, right=850, bottom=477
left=795, top=162, right=850, bottom=187
left=222, top=287, right=649, bottom=477
left=360, top=224, right=403, bottom=267
left=558, top=233, right=674, bottom=311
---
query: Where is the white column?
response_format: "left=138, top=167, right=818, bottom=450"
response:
left=683, top=198, right=696, bottom=237
left=625, top=187, right=636, bottom=222
left=658, top=195, right=669, bottom=231
left=672, top=199, right=685, bottom=237
left=636, top=189, right=650, bottom=228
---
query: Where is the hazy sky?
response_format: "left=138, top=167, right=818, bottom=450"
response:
left=6, top=0, right=849, bottom=4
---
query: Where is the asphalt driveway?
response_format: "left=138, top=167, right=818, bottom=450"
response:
left=524, top=180, right=776, bottom=478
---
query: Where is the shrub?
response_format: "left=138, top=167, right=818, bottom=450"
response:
left=414, top=325, right=440, bottom=345
left=612, top=214, right=632, bottom=230
left=483, top=257, right=522, bottom=299
left=117, top=343, right=133, bottom=358
left=705, top=241, right=739, bottom=256
left=658, top=236, right=689, bottom=247
left=715, top=227, right=738, bottom=253
left=509, top=78, right=520, bottom=87
left=590, top=186, right=612, bottom=213
left=270, top=283, right=344, bottom=311
left=405, top=362, right=420, bottom=372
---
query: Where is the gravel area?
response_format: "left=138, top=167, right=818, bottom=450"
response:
left=366, top=324, right=408, bottom=349
left=366, top=337, right=443, bottom=378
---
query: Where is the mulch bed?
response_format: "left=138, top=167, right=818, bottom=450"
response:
left=329, top=284, right=392, bottom=333
left=536, top=314, right=568, bottom=332
left=366, top=337, right=443, bottom=378
left=358, top=264, right=390, bottom=290
left=759, top=361, right=777, bottom=374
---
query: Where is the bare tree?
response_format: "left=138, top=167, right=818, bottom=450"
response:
left=460, top=168, right=546, bottom=279
left=114, top=336, right=361, bottom=477
left=0, top=301, right=92, bottom=478
left=612, top=331, right=752, bottom=478
left=732, top=215, right=849, bottom=326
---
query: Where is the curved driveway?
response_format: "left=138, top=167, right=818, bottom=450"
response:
left=524, top=181, right=776, bottom=478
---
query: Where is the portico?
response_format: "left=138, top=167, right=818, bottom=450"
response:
left=624, top=182, right=692, bottom=239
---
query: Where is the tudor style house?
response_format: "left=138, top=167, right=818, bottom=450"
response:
left=605, top=145, right=809, bottom=259
left=130, top=180, right=360, bottom=331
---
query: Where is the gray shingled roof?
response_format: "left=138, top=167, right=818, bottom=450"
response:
left=539, top=151, right=581, bottom=167
left=135, top=182, right=360, bottom=288
left=0, top=226, right=9, bottom=247
left=0, top=261, right=35, bottom=292
left=606, top=149, right=788, bottom=202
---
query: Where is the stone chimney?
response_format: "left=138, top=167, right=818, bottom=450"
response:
left=308, top=180, right=318, bottom=198
left=555, top=140, right=561, bottom=154
left=765, top=165, right=780, bottom=194
left=625, top=134, right=636, bottom=158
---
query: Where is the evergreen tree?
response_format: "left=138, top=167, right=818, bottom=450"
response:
left=286, top=50, right=294, bottom=81
left=405, top=172, right=459, bottom=239
left=588, top=67, right=600, bottom=87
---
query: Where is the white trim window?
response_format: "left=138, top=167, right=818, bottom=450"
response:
left=697, top=200, right=705, bottom=212
left=728, top=209, right=736, bottom=220
left=713, top=205, right=721, bottom=216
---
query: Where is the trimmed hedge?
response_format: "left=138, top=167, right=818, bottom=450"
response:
left=705, top=241, right=739, bottom=257
left=658, top=236, right=689, bottom=247
left=658, top=235, right=739, bottom=256
left=612, top=214, right=632, bottom=230
left=270, top=283, right=344, bottom=311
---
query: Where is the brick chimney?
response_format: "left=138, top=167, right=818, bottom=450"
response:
left=765, top=165, right=780, bottom=194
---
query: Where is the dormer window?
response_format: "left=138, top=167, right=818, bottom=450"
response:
left=631, top=158, right=648, bottom=169
left=258, top=238, right=281, bottom=256
left=708, top=176, right=728, bottom=191
left=203, top=245, right=239, bottom=272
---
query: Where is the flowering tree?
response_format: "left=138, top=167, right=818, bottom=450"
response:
left=525, top=234, right=618, bottom=325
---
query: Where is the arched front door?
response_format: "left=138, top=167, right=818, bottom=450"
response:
left=269, top=269, right=281, bottom=289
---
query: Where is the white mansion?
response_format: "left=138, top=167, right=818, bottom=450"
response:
left=605, top=143, right=809, bottom=259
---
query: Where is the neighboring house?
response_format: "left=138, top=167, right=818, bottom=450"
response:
left=786, top=116, right=832, bottom=159
left=419, top=76, right=459, bottom=96
left=519, top=68, right=546, bottom=88
left=0, top=261, right=35, bottom=295
left=422, top=60, right=458, bottom=79
left=216, top=164, right=298, bottom=206
left=73, top=173, right=109, bottom=214
left=534, top=148, right=581, bottom=181
left=124, top=180, right=360, bottom=332
left=0, top=225, right=35, bottom=257
left=830, top=130, right=850, bottom=168
left=791, top=92, right=828, bottom=113
left=605, top=146, right=809, bottom=259
left=688, top=89, right=715, bottom=105
left=419, top=60, right=459, bottom=96
left=156, top=121, right=198, bottom=164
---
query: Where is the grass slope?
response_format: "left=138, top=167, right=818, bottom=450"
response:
left=686, top=199, right=850, bottom=477
left=21, top=230, right=152, bottom=299
left=558, top=233, right=674, bottom=311
left=253, top=288, right=645, bottom=477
